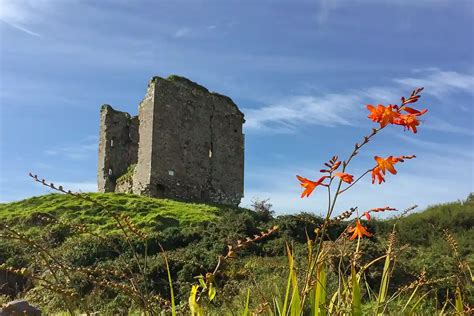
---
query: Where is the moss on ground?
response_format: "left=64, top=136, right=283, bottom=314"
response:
left=0, top=193, right=225, bottom=233
left=116, top=164, right=136, bottom=184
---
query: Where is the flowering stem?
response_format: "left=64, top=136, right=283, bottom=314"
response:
left=339, top=169, right=372, bottom=194
left=301, top=126, right=386, bottom=307
left=327, top=177, right=333, bottom=215
left=356, top=235, right=361, bottom=254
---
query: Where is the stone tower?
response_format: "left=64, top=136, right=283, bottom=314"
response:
left=97, top=75, right=245, bottom=206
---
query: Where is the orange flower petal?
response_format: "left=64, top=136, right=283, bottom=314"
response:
left=348, top=220, right=373, bottom=240
left=334, top=172, right=354, bottom=184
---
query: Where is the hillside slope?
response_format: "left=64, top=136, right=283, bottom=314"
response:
left=0, top=193, right=226, bottom=232
left=1, top=193, right=472, bottom=313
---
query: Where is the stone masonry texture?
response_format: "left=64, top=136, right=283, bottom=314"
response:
left=97, top=75, right=245, bottom=206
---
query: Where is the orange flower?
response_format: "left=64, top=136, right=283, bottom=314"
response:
left=371, top=206, right=397, bottom=213
left=367, top=104, right=400, bottom=128
left=403, top=107, right=427, bottom=116
left=375, top=156, right=398, bottom=175
left=371, top=166, right=385, bottom=184
left=363, top=206, right=397, bottom=220
left=367, top=104, right=385, bottom=122
left=393, top=107, right=427, bottom=133
left=391, top=155, right=416, bottom=163
left=348, top=220, right=373, bottom=240
left=371, top=155, right=415, bottom=184
left=296, top=175, right=328, bottom=198
left=334, top=172, right=354, bottom=184
left=394, top=114, right=420, bottom=133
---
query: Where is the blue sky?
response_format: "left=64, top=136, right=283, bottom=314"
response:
left=1, top=0, right=473, bottom=217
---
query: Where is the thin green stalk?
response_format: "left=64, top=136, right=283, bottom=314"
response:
left=339, top=169, right=371, bottom=194
left=376, top=225, right=396, bottom=315
left=243, top=288, right=250, bottom=316
left=351, top=237, right=362, bottom=316
left=160, top=244, right=176, bottom=316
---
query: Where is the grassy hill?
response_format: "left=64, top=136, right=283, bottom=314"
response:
left=0, top=193, right=473, bottom=314
left=0, top=193, right=225, bottom=233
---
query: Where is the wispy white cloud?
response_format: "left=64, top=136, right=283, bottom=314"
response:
left=0, top=0, right=52, bottom=37
left=244, top=69, right=473, bottom=134
left=314, top=0, right=472, bottom=26
left=1, top=20, right=41, bottom=37
left=395, top=69, right=474, bottom=98
left=44, top=135, right=97, bottom=160
left=243, top=93, right=362, bottom=133
left=423, top=117, right=474, bottom=136
left=174, top=27, right=191, bottom=38
left=394, top=133, right=474, bottom=160
left=315, top=0, right=340, bottom=26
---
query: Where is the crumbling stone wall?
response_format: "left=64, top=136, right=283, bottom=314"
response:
left=97, top=105, right=138, bottom=192
left=97, top=75, right=245, bottom=206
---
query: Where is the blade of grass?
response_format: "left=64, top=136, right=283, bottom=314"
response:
left=455, top=286, right=463, bottom=313
left=351, top=265, right=362, bottom=316
left=439, top=289, right=450, bottom=315
left=313, top=264, right=327, bottom=316
left=376, top=230, right=394, bottom=315
left=289, top=265, right=301, bottom=316
left=243, top=288, right=250, bottom=316
left=282, top=243, right=294, bottom=315
left=189, top=285, right=203, bottom=316
left=274, top=296, right=283, bottom=316
left=401, top=284, right=419, bottom=313
left=328, top=291, right=337, bottom=314
left=159, top=244, right=176, bottom=316
left=274, top=284, right=283, bottom=315
left=410, top=290, right=432, bottom=314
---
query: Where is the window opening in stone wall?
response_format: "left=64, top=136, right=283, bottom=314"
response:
left=156, top=183, right=166, bottom=195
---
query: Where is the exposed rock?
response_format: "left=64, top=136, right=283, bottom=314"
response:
left=0, top=299, right=41, bottom=316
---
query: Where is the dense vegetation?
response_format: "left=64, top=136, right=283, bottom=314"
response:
left=0, top=192, right=472, bottom=314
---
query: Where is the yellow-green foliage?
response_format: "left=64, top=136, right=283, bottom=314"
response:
left=116, top=164, right=136, bottom=184
left=0, top=193, right=221, bottom=233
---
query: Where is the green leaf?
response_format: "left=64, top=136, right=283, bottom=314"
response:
left=410, top=290, right=432, bottom=314
left=328, top=291, right=338, bottom=315
left=312, top=264, right=327, bottom=316
left=282, top=243, right=294, bottom=315
left=351, top=265, right=362, bottom=316
left=401, top=285, right=419, bottom=313
left=290, top=269, right=301, bottom=316
left=208, top=281, right=216, bottom=302
left=376, top=228, right=395, bottom=315
left=189, top=285, right=203, bottom=316
left=455, top=287, right=463, bottom=313
left=161, top=245, right=176, bottom=316
left=243, top=288, right=250, bottom=316
left=195, top=275, right=207, bottom=290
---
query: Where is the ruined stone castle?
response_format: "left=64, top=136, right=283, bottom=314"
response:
left=97, top=75, right=245, bottom=205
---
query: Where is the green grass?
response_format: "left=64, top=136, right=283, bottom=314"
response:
left=1, top=195, right=473, bottom=313
left=116, top=164, right=136, bottom=184
left=0, top=193, right=223, bottom=233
